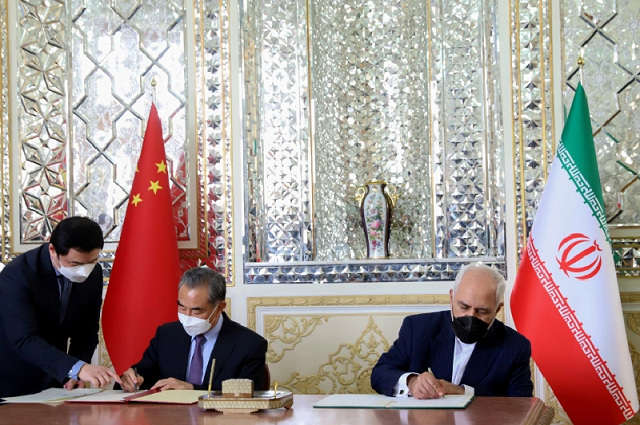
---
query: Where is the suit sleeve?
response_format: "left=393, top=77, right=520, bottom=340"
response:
left=68, top=266, right=103, bottom=363
left=0, top=272, right=77, bottom=383
left=371, top=316, right=414, bottom=396
left=132, top=327, right=162, bottom=390
left=506, top=338, right=534, bottom=397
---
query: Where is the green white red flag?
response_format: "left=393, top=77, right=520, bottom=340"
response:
left=511, top=83, right=638, bottom=424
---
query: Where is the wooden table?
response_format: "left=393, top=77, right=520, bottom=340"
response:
left=0, top=395, right=554, bottom=425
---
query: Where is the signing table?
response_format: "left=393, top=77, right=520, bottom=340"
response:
left=0, top=395, right=554, bottom=425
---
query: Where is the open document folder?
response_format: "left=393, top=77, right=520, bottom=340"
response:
left=313, top=394, right=474, bottom=409
left=68, top=389, right=208, bottom=404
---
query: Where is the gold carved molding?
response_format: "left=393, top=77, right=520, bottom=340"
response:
left=622, top=293, right=640, bottom=304
left=278, top=316, right=391, bottom=395
left=265, top=316, right=329, bottom=363
left=247, top=294, right=452, bottom=331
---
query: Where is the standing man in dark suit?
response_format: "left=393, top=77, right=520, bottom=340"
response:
left=0, top=217, right=122, bottom=397
left=119, top=267, right=267, bottom=392
left=371, top=263, right=533, bottom=398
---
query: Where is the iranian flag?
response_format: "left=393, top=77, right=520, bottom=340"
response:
left=511, top=83, right=638, bottom=425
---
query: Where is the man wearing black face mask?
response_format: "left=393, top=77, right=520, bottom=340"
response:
left=371, top=263, right=533, bottom=399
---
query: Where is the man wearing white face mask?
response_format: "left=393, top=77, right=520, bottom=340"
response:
left=0, top=217, right=122, bottom=397
left=119, top=267, right=267, bottom=392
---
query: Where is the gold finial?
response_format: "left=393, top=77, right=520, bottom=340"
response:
left=150, top=78, right=157, bottom=104
left=273, top=382, right=278, bottom=398
left=577, top=56, right=585, bottom=68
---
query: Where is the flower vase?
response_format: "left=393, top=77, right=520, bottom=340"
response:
left=356, top=180, right=397, bottom=259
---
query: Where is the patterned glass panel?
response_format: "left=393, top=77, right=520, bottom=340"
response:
left=244, top=0, right=313, bottom=262
left=71, top=0, right=188, bottom=240
left=511, top=0, right=555, bottom=255
left=244, top=0, right=505, bottom=270
left=311, top=0, right=431, bottom=261
left=563, top=0, right=640, bottom=226
left=17, top=0, right=69, bottom=242
left=3, top=0, right=234, bottom=282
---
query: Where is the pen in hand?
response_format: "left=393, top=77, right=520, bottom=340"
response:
left=133, top=367, right=138, bottom=394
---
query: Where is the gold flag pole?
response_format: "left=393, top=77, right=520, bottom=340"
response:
left=577, top=51, right=585, bottom=85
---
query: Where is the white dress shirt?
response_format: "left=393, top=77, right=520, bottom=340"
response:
left=393, top=336, right=476, bottom=397
left=186, top=314, right=224, bottom=384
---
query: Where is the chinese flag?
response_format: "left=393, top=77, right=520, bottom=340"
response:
left=102, top=104, right=182, bottom=375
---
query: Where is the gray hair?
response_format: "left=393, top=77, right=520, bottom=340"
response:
left=452, top=263, right=505, bottom=306
left=178, top=267, right=226, bottom=306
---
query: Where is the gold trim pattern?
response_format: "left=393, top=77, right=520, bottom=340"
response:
left=247, top=294, right=452, bottom=331
left=265, top=316, right=328, bottom=363
left=621, top=293, right=640, bottom=304
left=278, top=317, right=390, bottom=394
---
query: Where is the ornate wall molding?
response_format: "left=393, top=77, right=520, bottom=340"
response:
left=247, top=294, right=452, bottom=331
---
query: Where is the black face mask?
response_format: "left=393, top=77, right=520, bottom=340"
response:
left=451, top=315, right=490, bottom=344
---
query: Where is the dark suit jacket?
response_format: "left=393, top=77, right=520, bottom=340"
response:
left=0, top=244, right=103, bottom=397
left=371, top=310, right=533, bottom=397
left=133, top=312, right=268, bottom=391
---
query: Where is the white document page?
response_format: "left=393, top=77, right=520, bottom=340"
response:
left=2, top=388, right=102, bottom=403
left=386, top=394, right=474, bottom=409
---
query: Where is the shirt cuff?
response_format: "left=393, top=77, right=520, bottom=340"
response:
left=68, top=360, right=86, bottom=381
left=393, top=372, right=418, bottom=397
left=461, top=384, right=475, bottom=395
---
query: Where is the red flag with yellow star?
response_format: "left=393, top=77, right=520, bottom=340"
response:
left=102, top=104, right=182, bottom=374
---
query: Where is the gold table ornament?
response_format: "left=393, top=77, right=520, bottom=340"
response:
left=356, top=180, right=398, bottom=259
left=197, top=390, right=294, bottom=414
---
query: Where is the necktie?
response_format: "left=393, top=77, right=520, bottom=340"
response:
left=187, top=335, right=206, bottom=385
left=59, top=276, right=72, bottom=325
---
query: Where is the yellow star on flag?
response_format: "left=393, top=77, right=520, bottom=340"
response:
left=155, top=160, right=167, bottom=174
left=131, top=193, right=142, bottom=206
left=148, top=180, right=163, bottom=194
left=135, top=165, right=139, bottom=172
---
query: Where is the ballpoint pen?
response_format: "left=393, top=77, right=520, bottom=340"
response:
left=133, top=367, right=138, bottom=394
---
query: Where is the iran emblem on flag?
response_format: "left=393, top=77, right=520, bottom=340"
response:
left=511, top=83, right=639, bottom=425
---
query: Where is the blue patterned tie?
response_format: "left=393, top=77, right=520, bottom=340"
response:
left=59, top=276, right=72, bottom=325
left=187, top=335, right=206, bottom=385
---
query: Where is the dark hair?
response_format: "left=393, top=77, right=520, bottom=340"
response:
left=178, top=267, right=226, bottom=306
left=50, top=217, right=105, bottom=256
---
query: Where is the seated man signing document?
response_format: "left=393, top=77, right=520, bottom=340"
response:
left=371, top=263, right=533, bottom=398
left=119, top=267, right=267, bottom=392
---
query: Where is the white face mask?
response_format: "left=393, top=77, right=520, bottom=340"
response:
left=178, top=310, right=215, bottom=337
left=55, top=257, right=96, bottom=283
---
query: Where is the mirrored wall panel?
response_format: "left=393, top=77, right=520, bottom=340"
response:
left=2, top=0, right=234, bottom=281
left=243, top=0, right=505, bottom=281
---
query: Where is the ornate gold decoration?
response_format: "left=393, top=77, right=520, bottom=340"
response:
left=247, top=294, right=451, bottom=331
left=621, top=293, right=640, bottom=304
left=627, top=313, right=640, bottom=336
left=265, top=316, right=328, bottom=363
left=277, top=316, right=389, bottom=395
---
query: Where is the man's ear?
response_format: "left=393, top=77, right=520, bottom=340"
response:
left=449, top=288, right=453, bottom=303
left=496, top=302, right=504, bottom=314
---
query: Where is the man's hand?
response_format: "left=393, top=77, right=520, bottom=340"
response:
left=63, top=379, right=85, bottom=390
left=151, top=378, right=194, bottom=391
left=407, top=371, right=444, bottom=399
left=77, top=364, right=122, bottom=389
left=437, top=379, right=465, bottom=395
left=120, top=368, right=145, bottom=392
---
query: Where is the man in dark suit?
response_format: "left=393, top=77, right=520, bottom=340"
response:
left=371, top=263, right=533, bottom=398
left=0, top=217, right=121, bottom=397
left=120, top=267, right=267, bottom=392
